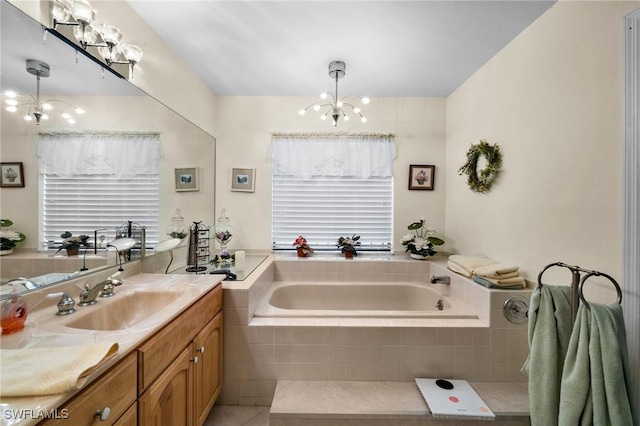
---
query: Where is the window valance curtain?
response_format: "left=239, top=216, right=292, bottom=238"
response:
left=269, top=134, right=396, bottom=179
left=37, top=133, right=161, bottom=177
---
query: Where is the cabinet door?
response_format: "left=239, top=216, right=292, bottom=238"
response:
left=138, top=346, right=194, bottom=426
left=193, top=312, right=223, bottom=425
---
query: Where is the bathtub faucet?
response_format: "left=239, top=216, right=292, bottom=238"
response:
left=430, top=275, right=450, bottom=285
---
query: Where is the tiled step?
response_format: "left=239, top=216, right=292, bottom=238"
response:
left=270, top=380, right=530, bottom=426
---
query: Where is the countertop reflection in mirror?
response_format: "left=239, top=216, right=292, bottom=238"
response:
left=0, top=1, right=217, bottom=297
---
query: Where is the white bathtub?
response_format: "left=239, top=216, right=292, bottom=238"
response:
left=253, top=281, right=478, bottom=319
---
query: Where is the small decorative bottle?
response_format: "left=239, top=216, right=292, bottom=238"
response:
left=214, top=209, right=234, bottom=253
left=167, top=209, right=187, bottom=239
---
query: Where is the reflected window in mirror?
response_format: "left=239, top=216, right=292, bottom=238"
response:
left=37, top=132, right=160, bottom=250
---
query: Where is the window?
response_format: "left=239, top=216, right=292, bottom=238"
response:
left=38, top=133, right=160, bottom=248
left=270, top=134, right=395, bottom=252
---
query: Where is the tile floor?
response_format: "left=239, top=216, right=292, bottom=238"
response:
left=205, top=404, right=270, bottom=426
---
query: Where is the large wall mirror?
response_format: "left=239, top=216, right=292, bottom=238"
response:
left=0, top=0, right=216, bottom=296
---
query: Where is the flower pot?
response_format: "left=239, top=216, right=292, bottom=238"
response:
left=0, top=249, right=13, bottom=256
left=66, top=247, right=80, bottom=256
left=410, top=253, right=429, bottom=260
left=297, top=248, right=308, bottom=258
left=344, top=251, right=354, bottom=259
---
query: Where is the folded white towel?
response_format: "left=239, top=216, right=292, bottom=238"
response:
left=0, top=342, right=119, bottom=397
left=447, top=255, right=497, bottom=277
left=474, top=264, right=520, bottom=278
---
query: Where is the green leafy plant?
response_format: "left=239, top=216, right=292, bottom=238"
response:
left=0, top=219, right=26, bottom=251
left=400, top=218, right=444, bottom=257
left=337, top=234, right=361, bottom=256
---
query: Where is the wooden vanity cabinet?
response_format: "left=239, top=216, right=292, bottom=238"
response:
left=40, top=352, right=137, bottom=426
left=39, top=282, right=222, bottom=426
left=137, top=283, right=223, bottom=426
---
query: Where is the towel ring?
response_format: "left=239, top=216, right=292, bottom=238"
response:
left=536, top=262, right=578, bottom=289
left=578, top=271, right=622, bottom=309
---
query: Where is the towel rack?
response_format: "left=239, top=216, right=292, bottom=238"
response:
left=536, top=262, right=622, bottom=324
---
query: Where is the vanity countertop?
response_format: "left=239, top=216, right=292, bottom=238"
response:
left=0, top=272, right=221, bottom=426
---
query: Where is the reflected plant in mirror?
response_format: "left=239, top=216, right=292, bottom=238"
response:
left=56, top=231, right=90, bottom=256
left=0, top=219, right=26, bottom=255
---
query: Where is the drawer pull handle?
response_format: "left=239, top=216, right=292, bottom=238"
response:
left=191, top=356, right=199, bottom=364
left=197, top=346, right=205, bottom=353
left=94, top=407, right=111, bottom=421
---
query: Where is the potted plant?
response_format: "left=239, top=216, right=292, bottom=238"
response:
left=337, top=234, right=360, bottom=258
left=0, top=219, right=26, bottom=255
left=293, top=236, right=313, bottom=257
left=57, top=231, right=90, bottom=256
left=400, top=217, right=444, bottom=259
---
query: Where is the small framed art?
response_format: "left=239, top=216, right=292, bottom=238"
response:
left=408, top=164, right=435, bottom=190
left=231, top=168, right=255, bottom=192
left=0, top=162, right=25, bottom=188
left=175, top=167, right=199, bottom=192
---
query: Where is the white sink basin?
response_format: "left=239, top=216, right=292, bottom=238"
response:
left=64, top=290, right=179, bottom=331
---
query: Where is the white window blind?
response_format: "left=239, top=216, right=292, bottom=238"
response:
left=38, top=133, right=160, bottom=248
left=270, top=134, right=395, bottom=252
left=41, top=174, right=159, bottom=247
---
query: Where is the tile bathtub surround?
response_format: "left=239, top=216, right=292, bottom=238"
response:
left=220, top=256, right=533, bottom=406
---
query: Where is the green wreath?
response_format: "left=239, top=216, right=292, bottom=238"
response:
left=458, top=139, right=503, bottom=193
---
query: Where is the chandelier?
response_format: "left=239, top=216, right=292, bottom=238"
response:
left=299, top=61, right=370, bottom=127
left=51, top=0, right=143, bottom=78
left=3, top=60, right=85, bottom=125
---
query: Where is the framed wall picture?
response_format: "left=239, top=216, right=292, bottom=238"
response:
left=408, top=164, right=435, bottom=190
left=0, top=162, right=25, bottom=188
left=231, top=168, right=255, bottom=192
left=174, top=167, right=199, bottom=192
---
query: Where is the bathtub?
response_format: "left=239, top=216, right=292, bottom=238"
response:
left=253, top=281, right=478, bottom=319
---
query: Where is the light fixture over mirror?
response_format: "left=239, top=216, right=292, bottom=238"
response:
left=3, top=59, right=85, bottom=125
left=51, top=0, right=143, bottom=78
left=298, top=60, right=370, bottom=127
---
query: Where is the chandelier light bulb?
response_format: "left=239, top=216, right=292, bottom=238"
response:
left=353, top=107, right=361, bottom=114
left=101, top=25, right=123, bottom=47
left=71, top=0, right=96, bottom=25
left=6, top=106, right=17, bottom=112
left=336, top=101, right=343, bottom=108
left=343, top=115, right=350, bottom=121
left=62, top=113, right=72, bottom=119
left=5, top=91, right=16, bottom=98
left=51, top=1, right=71, bottom=22
left=68, top=118, right=76, bottom=124
left=75, top=107, right=85, bottom=114
left=41, top=114, right=49, bottom=120
left=362, top=97, right=370, bottom=104
left=313, top=105, right=321, bottom=111
left=320, top=114, right=327, bottom=121
left=361, top=116, right=368, bottom=123
left=24, top=115, right=32, bottom=121
left=42, top=103, right=53, bottom=110
left=5, top=99, right=17, bottom=106
left=320, top=92, right=328, bottom=100
left=298, top=109, right=306, bottom=115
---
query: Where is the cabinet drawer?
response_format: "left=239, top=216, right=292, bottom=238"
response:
left=138, top=283, right=222, bottom=392
left=113, top=403, right=136, bottom=426
left=41, top=352, right=137, bottom=426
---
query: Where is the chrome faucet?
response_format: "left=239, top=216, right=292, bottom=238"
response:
left=79, top=281, right=112, bottom=305
left=6, top=277, right=38, bottom=291
left=99, top=272, right=123, bottom=298
left=430, top=275, right=451, bottom=285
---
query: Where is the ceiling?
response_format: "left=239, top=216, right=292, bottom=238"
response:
left=129, top=0, right=555, bottom=98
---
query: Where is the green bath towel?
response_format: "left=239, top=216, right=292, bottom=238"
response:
left=521, top=285, right=573, bottom=426
left=558, top=303, right=634, bottom=425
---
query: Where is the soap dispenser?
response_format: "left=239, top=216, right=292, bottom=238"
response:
left=1, top=283, right=28, bottom=334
